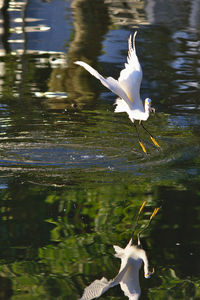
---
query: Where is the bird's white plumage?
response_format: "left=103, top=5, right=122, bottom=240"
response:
left=118, top=32, right=143, bottom=112
left=74, top=61, right=132, bottom=109
left=78, top=277, right=112, bottom=300
left=75, top=31, right=151, bottom=123
left=79, top=238, right=152, bottom=300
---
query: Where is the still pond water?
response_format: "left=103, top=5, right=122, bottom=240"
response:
left=0, top=0, right=200, bottom=299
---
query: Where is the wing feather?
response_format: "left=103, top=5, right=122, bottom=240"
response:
left=118, top=32, right=143, bottom=110
left=79, top=263, right=130, bottom=300
left=74, top=61, right=132, bottom=109
left=79, top=277, right=113, bottom=300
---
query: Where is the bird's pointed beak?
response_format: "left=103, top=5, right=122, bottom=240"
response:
left=145, top=268, right=155, bottom=278
left=139, top=141, right=147, bottom=154
left=150, top=137, right=160, bottom=148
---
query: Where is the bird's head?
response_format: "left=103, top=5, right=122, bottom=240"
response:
left=145, top=268, right=154, bottom=279
left=144, top=98, right=155, bottom=114
left=144, top=98, right=151, bottom=107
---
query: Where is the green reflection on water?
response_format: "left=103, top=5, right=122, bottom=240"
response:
left=0, top=172, right=200, bottom=299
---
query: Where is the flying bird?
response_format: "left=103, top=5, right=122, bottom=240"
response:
left=75, top=32, right=160, bottom=153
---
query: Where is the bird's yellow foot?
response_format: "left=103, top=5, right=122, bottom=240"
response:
left=150, top=207, right=160, bottom=220
left=139, top=141, right=147, bottom=154
left=139, top=201, right=146, bottom=214
left=150, top=136, right=160, bottom=148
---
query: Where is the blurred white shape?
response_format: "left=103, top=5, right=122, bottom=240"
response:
left=49, top=54, right=68, bottom=68
left=34, top=91, right=68, bottom=99
left=10, top=25, right=51, bottom=34
left=13, top=17, right=44, bottom=23
left=79, top=238, right=153, bottom=300
left=8, top=39, right=24, bottom=43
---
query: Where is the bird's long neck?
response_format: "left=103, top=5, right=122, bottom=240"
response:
left=143, top=102, right=150, bottom=120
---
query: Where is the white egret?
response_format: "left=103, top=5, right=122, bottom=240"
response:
left=75, top=32, right=160, bottom=154
left=79, top=204, right=159, bottom=300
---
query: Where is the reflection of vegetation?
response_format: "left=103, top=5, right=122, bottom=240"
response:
left=45, top=0, right=111, bottom=110
left=48, top=0, right=110, bottom=108
left=0, top=174, right=200, bottom=298
left=149, top=268, right=200, bottom=299
left=106, top=0, right=148, bottom=26
left=0, top=54, right=50, bottom=100
left=0, top=0, right=111, bottom=110
left=0, top=176, right=155, bottom=299
left=1, top=55, right=18, bottom=99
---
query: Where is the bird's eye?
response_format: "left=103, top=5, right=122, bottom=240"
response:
left=146, top=98, right=151, bottom=104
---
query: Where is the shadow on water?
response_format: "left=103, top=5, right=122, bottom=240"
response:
left=0, top=0, right=200, bottom=299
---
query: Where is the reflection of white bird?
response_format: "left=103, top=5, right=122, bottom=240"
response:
left=75, top=32, right=160, bottom=153
left=79, top=204, right=159, bottom=300
left=79, top=238, right=153, bottom=300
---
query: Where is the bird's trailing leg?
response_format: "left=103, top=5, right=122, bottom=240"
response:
left=140, top=122, right=160, bottom=148
left=131, top=201, right=146, bottom=242
left=137, top=207, right=160, bottom=242
left=134, top=123, right=147, bottom=154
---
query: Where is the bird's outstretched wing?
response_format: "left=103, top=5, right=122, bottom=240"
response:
left=118, top=32, right=143, bottom=110
left=74, top=61, right=132, bottom=108
left=79, top=277, right=113, bottom=300
left=79, top=239, right=153, bottom=300
left=79, top=263, right=130, bottom=300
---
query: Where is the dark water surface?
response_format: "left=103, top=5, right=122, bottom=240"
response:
left=0, top=0, right=200, bottom=299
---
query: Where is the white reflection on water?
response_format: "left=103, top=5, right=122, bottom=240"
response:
left=1, top=0, right=72, bottom=53
left=79, top=203, right=158, bottom=300
left=79, top=239, right=151, bottom=300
